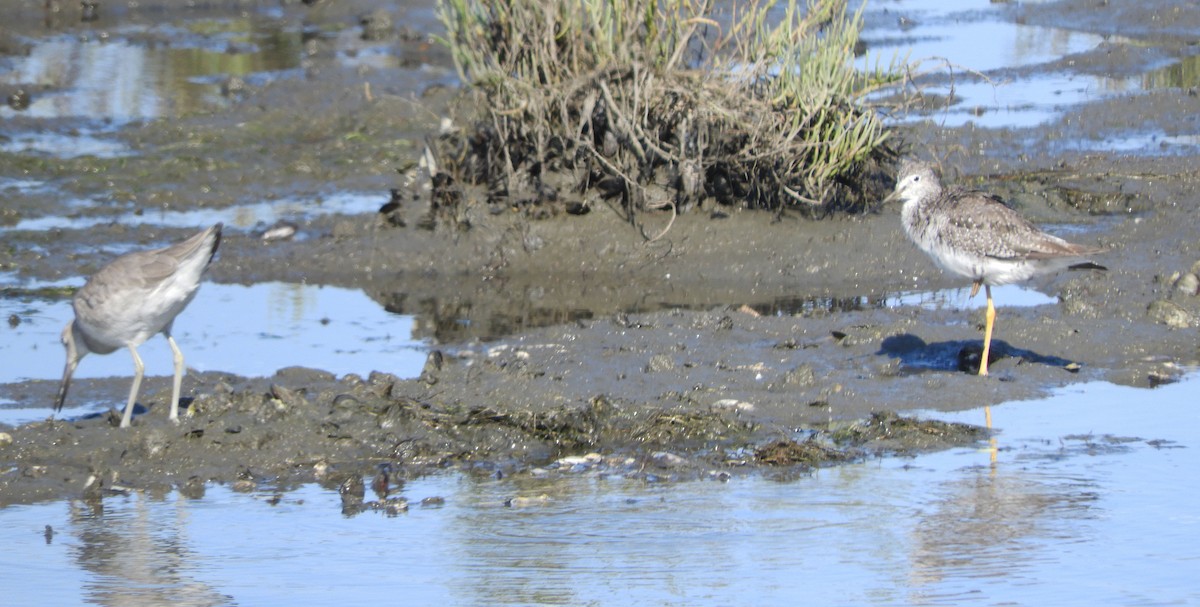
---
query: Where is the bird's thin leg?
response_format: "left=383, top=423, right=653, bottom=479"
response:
left=122, top=346, right=145, bottom=428
left=979, top=285, right=995, bottom=376
left=970, top=280, right=982, bottom=298
left=167, top=334, right=185, bottom=422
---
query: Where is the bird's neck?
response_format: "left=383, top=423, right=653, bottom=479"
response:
left=900, top=187, right=942, bottom=238
left=71, top=320, right=113, bottom=357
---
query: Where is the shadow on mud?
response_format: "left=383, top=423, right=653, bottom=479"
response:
left=879, top=334, right=1080, bottom=375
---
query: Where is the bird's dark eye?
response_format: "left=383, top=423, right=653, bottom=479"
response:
left=913, top=176, right=920, bottom=182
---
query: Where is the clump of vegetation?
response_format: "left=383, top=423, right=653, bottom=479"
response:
left=756, top=437, right=852, bottom=467
left=430, top=0, right=903, bottom=229
left=829, top=411, right=987, bottom=453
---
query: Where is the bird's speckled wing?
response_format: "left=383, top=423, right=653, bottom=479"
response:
left=938, top=187, right=1084, bottom=261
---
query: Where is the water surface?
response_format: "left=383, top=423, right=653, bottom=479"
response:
left=857, top=0, right=1177, bottom=130
left=0, top=282, right=426, bottom=424
left=1, top=191, right=386, bottom=233
left=1, top=373, right=1195, bottom=605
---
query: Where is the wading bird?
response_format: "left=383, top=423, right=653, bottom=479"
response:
left=56, top=224, right=222, bottom=427
left=886, top=160, right=1103, bottom=377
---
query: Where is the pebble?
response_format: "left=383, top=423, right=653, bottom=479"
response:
left=220, top=75, right=245, bottom=98
left=506, top=494, right=551, bottom=508
left=781, top=364, right=817, bottom=387
left=651, top=451, right=686, bottom=468
left=269, top=384, right=307, bottom=408
left=138, top=431, right=169, bottom=458
left=419, top=350, right=444, bottom=385
left=231, top=479, right=256, bottom=493
left=312, top=460, right=330, bottom=478
left=645, top=354, right=676, bottom=373
left=359, top=8, right=393, bottom=41
left=712, top=399, right=754, bottom=412
left=339, top=475, right=365, bottom=498
left=367, top=497, right=409, bottom=515
left=1175, top=273, right=1199, bottom=296
left=1147, top=300, right=1194, bottom=328
left=261, top=221, right=297, bottom=242
left=179, top=476, right=207, bottom=500
left=0, top=432, right=11, bottom=447
left=556, top=453, right=603, bottom=468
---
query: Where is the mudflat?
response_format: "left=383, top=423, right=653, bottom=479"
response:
left=1, top=0, right=1198, bottom=507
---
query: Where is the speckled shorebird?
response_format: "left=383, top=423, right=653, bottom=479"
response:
left=56, top=224, right=223, bottom=427
left=886, top=160, right=1103, bottom=376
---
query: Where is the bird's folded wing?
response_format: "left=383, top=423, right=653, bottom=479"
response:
left=941, top=190, right=1048, bottom=261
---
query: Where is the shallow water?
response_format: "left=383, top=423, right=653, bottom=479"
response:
left=0, top=27, right=302, bottom=124
left=858, top=0, right=1172, bottom=130
left=0, top=190, right=387, bottom=232
left=887, top=282, right=1055, bottom=310
left=0, top=13, right=454, bottom=163
left=0, top=282, right=425, bottom=424
left=0, top=2, right=1194, bottom=604
left=0, top=276, right=1049, bottom=385
left=755, top=282, right=1056, bottom=320
left=2, top=373, right=1195, bottom=606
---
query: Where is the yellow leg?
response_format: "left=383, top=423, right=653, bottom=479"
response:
left=974, top=285, right=1000, bottom=464
left=979, top=285, right=995, bottom=376
left=980, top=287, right=998, bottom=462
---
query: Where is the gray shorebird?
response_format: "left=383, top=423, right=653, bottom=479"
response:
left=885, top=160, right=1103, bottom=376
left=56, top=224, right=222, bottom=427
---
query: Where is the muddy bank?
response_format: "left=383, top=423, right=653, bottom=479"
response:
left=0, top=252, right=1189, bottom=507
left=2, top=0, right=1200, bottom=507
left=0, top=355, right=987, bottom=508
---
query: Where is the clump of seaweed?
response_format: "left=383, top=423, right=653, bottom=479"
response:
left=756, top=437, right=852, bottom=467
left=430, top=0, right=905, bottom=232
left=830, top=411, right=988, bottom=453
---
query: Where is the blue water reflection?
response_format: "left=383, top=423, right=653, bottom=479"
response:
left=857, top=0, right=1143, bottom=129
left=0, top=282, right=426, bottom=424
left=2, top=374, right=1196, bottom=605
left=0, top=29, right=301, bottom=125
left=1, top=191, right=386, bottom=233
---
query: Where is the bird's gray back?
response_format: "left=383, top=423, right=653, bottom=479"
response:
left=906, top=186, right=1084, bottom=262
left=72, top=226, right=220, bottom=350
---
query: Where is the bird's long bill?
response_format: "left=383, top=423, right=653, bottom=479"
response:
left=55, top=357, right=77, bottom=413
left=882, top=190, right=901, bottom=205
left=56, top=323, right=81, bottom=414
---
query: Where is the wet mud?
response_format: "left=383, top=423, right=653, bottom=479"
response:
left=3, top=0, right=1200, bottom=507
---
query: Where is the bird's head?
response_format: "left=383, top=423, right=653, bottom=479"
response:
left=884, top=159, right=941, bottom=206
